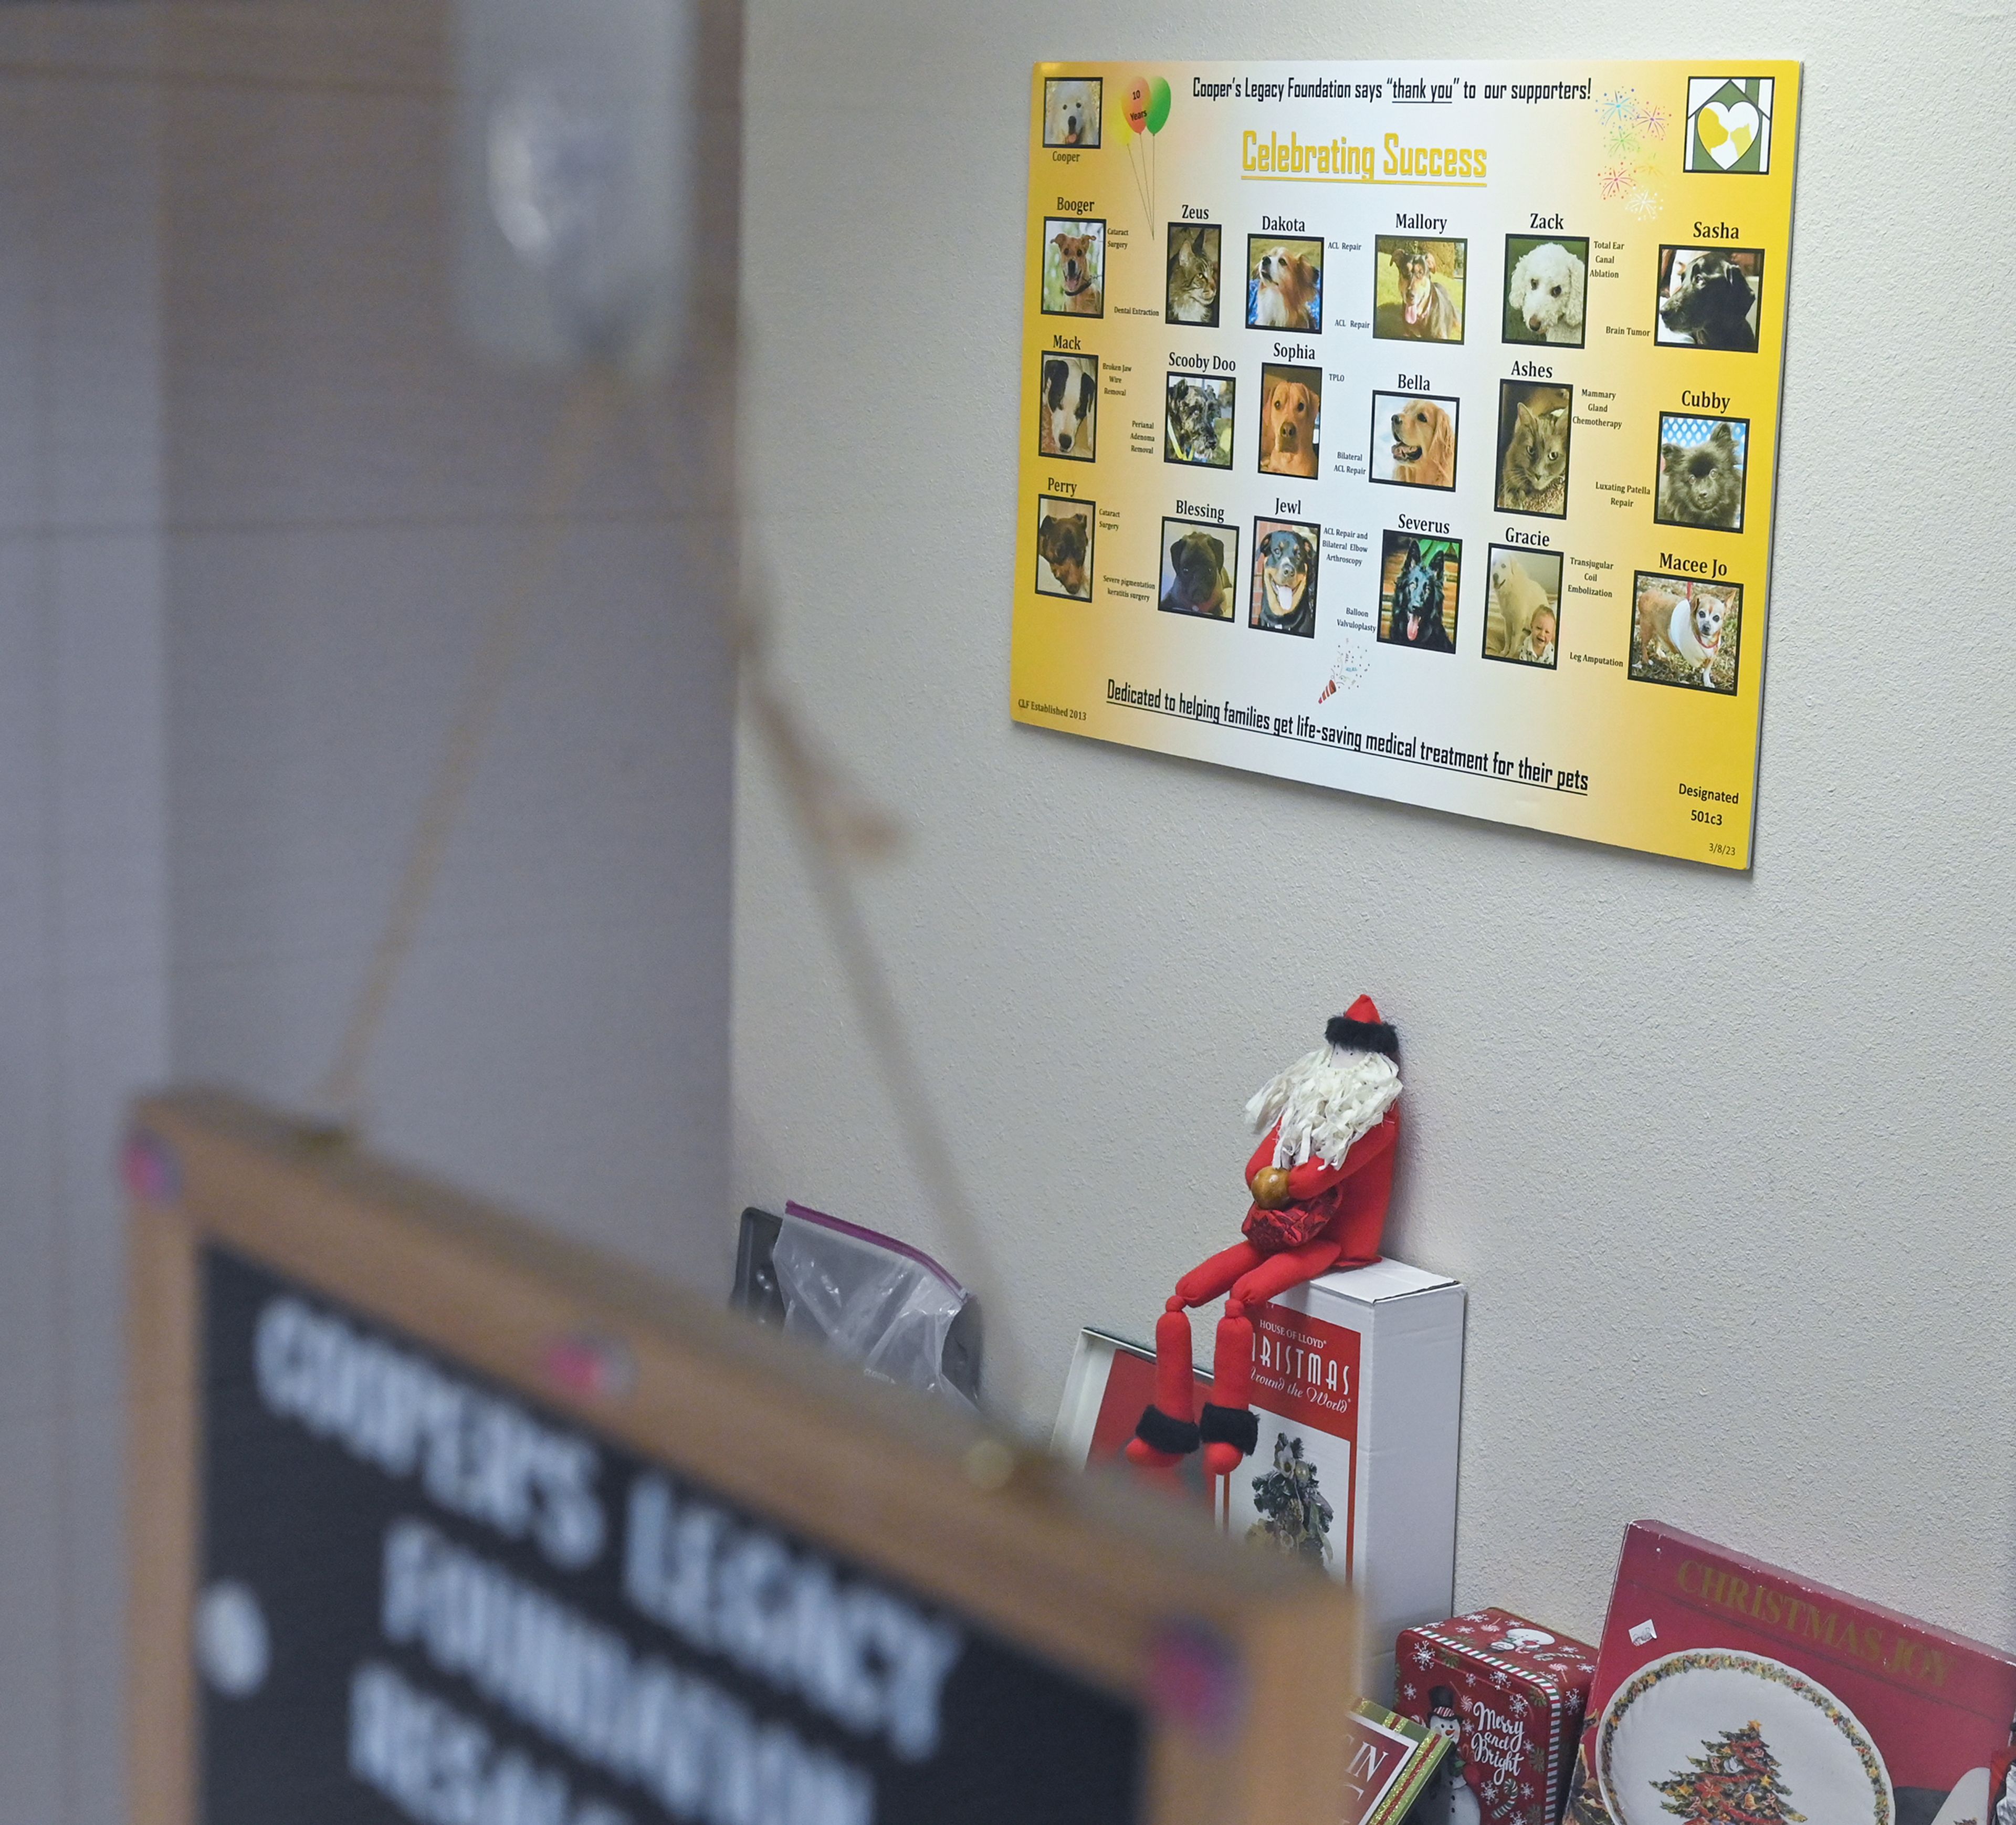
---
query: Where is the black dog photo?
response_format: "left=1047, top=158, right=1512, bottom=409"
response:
left=1038, top=353, right=1097, bottom=462
left=1378, top=532, right=1461, bottom=652
left=1250, top=519, right=1319, bottom=638
left=1158, top=518, right=1239, bottom=621
left=1655, top=246, right=1763, bottom=350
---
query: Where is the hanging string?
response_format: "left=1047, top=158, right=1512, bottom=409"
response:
left=314, top=367, right=620, bottom=1130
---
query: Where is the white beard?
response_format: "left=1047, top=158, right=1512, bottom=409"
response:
left=1245, top=1044, right=1401, bottom=1170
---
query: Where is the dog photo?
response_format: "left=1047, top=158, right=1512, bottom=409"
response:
left=1373, top=236, right=1465, bottom=343
left=1503, top=235, right=1589, bottom=347
left=1250, top=519, right=1319, bottom=638
left=1495, top=381, right=1573, bottom=518
left=1655, top=246, right=1762, bottom=350
left=1257, top=363, right=1320, bottom=480
left=1034, top=495, right=1094, bottom=600
left=1166, top=223, right=1222, bottom=327
left=1043, top=78, right=1102, bottom=149
left=1038, top=353, right=1098, bottom=462
left=1631, top=573, right=1740, bottom=693
left=1246, top=236, right=1323, bottom=332
left=1042, top=217, right=1106, bottom=317
left=1378, top=532, right=1461, bottom=653
left=1164, top=373, right=1235, bottom=469
left=1158, top=518, right=1239, bottom=621
left=1369, top=391, right=1459, bottom=491
left=1654, top=413, right=1748, bottom=532
left=1483, top=547, right=1562, bottom=667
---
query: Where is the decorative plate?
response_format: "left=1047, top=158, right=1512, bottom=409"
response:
left=1597, top=1649, right=1892, bottom=1825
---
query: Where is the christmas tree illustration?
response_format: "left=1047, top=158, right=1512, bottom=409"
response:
left=1653, top=1722, right=1806, bottom=1825
left=1246, top=1433, right=1334, bottom=1565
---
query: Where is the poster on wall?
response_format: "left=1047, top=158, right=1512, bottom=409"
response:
left=1013, top=61, right=1800, bottom=868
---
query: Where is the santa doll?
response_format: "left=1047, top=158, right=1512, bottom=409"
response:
left=1127, top=997, right=1401, bottom=1476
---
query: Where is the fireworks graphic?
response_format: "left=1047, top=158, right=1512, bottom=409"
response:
left=1628, top=188, right=1663, bottom=219
left=1319, top=641, right=1372, bottom=702
left=1598, top=88, right=1639, bottom=128
left=1599, top=163, right=1636, bottom=199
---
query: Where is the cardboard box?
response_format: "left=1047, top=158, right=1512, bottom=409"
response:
left=1051, top=1326, right=1216, bottom=1511
left=1568, top=1521, right=2016, bottom=1825
left=1226, top=1260, right=1466, bottom=1701
left=1394, top=1608, right=1598, bottom=1825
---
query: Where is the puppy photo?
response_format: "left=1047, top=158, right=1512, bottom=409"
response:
left=1043, top=78, right=1102, bottom=150
left=1503, top=235, right=1590, bottom=347
left=1034, top=495, right=1094, bottom=600
left=1378, top=532, right=1461, bottom=653
left=1654, top=414, right=1747, bottom=532
left=1484, top=547, right=1563, bottom=667
left=1374, top=236, right=1465, bottom=343
left=1166, top=223, right=1222, bottom=327
left=1369, top=391, right=1458, bottom=490
left=1632, top=573, right=1740, bottom=693
left=1257, top=363, right=1320, bottom=480
left=1655, top=246, right=1762, bottom=350
left=1164, top=373, right=1235, bottom=469
left=1495, top=381, right=1573, bottom=518
left=1042, top=217, right=1106, bottom=317
left=1158, top=518, right=1239, bottom=621
left=1038, top=354, right=1097, bottom=461
left=1246, top=236, right=1323, bottom=332
left=1250, top=520, right=1319, bottom=638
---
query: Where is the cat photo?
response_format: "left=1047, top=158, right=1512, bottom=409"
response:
left=1166, top=223, right=1222, bottom=327
left=1654, top=414, right=1747, bottom=532
left=1495, top=381, right=1572, bottom=519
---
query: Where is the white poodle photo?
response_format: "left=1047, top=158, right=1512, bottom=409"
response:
left=1507, top=240, right=1587, bottom=344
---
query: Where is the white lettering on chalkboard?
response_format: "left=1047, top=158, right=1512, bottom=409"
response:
left=380, top=1518, right=873, bottom=1825
left=255, top=1295, right=606, bottom=1570
left=350, top=1662, right=623, bottom=1825
left=624, top=1474, right=964, bottom=1764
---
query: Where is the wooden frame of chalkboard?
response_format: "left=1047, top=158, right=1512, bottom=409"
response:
left=126, top=1088, right=1358, bottom=1825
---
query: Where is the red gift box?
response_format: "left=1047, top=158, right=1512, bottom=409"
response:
left=1395, top=1607, right=1599, bottom=1825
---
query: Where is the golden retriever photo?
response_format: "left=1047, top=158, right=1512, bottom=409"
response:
left=1043, top=78, right=1102, bottom=149
left=1258, top=363, right=1320, bottom=480
left=1042, top=217, right=1105, bottom=317
left=1034, top=495, right=1094, bottom=599
left=1246, top=236, right=1323, bottom=332
left=1158, top=519, right=1238, bottom=620
left=1369, top=391, right=1458, bottom=490
left=1373, top=236, right=1465, bottom=343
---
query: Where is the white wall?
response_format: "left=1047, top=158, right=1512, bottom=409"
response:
left=0, top=14, right=167, bottom=1822
left=732, top=0, right=2016, bottom=1653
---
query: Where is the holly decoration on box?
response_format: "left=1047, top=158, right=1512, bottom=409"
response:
left=1653, top=1722, right=1807, bottom=1825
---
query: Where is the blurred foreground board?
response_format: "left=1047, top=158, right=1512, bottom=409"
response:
left=126, top=1089, right=1357, bottom=1825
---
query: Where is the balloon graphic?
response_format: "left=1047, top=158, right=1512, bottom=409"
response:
left=1122, top=76, right=1150, bottom=135
left=1145, top=76, right=1171, bottom=134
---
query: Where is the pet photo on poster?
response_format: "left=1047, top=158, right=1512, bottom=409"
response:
left=1251, top=519, right=1319, bottom=638
left=1503, top=234, right=1589, bottom=347
left=1167, top=223, right=1222, bottom=326
left=1495, top=381, right=1573, bottom=518
left=1258, top=363, right=1320, bottom=479
left=1373, top=236, right=1465, bottom=343
left=1042, top=77, right=1102, bottom=149
left=1037, top=353, right=1097, bottom=461
left=1247, top=235, right=1323, bottom=332
left=1632, top=572, right=1740, bottom=693
left=1484, top=547, right=1560, bottom=667
left=1655, top=246, right=1762, bottom=350
left=1654, top=413, right=1747, bottom=531
left=1369, top=392, right=1459, bottom=490
left=1034, top=495, right=1093, bottom=600
left=1042, top=216, right=1105, bottom=317
left=1165, top=372, right=1235, bottom=469
left=1159, top=517, right=1238, bottom=620
left=1378, top=533, right=1460, bottom=653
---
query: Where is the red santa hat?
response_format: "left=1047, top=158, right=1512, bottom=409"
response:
left=1245, top=994, right=1402, bottom=1171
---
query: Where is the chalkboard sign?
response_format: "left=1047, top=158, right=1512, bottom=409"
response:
left=127, top=1092, right=1356, bottom=1825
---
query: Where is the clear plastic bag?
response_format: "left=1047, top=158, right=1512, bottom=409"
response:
left=769, top=1202, right=981, bottom=1413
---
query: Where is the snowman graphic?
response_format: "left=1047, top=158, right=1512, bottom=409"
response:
left=1426, top=1686, right=1482, bottom=1825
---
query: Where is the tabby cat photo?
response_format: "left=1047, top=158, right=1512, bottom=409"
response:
left=1495, top=380, right=1573, bottom=518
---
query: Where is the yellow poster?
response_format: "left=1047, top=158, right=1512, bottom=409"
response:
left=1014, top=61, right=1799, bottom=868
